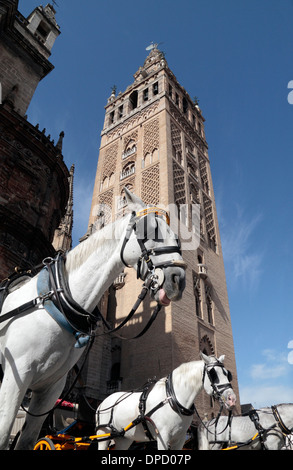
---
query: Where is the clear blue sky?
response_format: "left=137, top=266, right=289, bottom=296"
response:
left=19, top=0, right=293, bottom=409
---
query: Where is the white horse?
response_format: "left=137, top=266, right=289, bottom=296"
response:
left=198, top=403, right=293, bottom=450
left=95, top=353, right=236, bottom=450
left=0, top=189, right=186, bottom=450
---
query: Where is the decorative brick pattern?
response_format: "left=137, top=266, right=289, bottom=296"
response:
left=102, top=142, right=118, bottom=178
left=141, top=164, right=160, bottom=205
left=173, top=160, right=186, bottom=205
left=123, top=130, right=138, bottom=150
left=171, top=120, right=182, bottom=154
left=203, top=193, right=216, bottom=242
left=97, top=189, right=114, bottom=225
left=143, top=118, right=159, bottom=156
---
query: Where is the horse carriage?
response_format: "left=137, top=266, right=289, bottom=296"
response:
left=0, top=189, right=235, bottom=450
left=32, top=353, right=235, bottom=451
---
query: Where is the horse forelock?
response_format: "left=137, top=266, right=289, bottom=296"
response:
left=65, top=216, right=130, bottom=272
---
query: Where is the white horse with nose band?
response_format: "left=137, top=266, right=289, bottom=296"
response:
left=96, top=353, right=236, bottom=450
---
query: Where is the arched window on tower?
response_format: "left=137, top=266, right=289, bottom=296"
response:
left=129, top=90, right=138, bottom=110
left=205, top=284, right=214, bottom=325
left=183, top=97, right=188, bottom=114
left=193, top=273, right=202, bottom=318
left=120, top=161, right=135, bottom=180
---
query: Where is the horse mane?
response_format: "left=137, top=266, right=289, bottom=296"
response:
left=172, top=360, right=204, bottom=389
left=65, top=215, right=130, bottom=272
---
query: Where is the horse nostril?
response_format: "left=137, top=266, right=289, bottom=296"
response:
left=172, top=274, right=179, bottom=285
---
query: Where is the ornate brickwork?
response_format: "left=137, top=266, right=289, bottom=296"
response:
left=123, top=130, right=138, bottom=151
left=141, top=164, right=160, bottom=205
left=173, top=160, right=186, bottom=205
left=104, top=101, right=160, bottom=141
left=203, top=193, right=216, bottom=242
left=171, top=120, right=182, bottom=160
left=102, top=142, right=118, bottom=179
left=198, top=153, right=209, bottom=194
left=143, top=118, right=159, bottom=156
left=97, top=188, right=113, bottom=217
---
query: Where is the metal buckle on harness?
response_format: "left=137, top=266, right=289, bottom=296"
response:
left=42, top=257, right=55, bottom=266
left=150, top=268, right=165, bottom=291
left=38, top=290, right=54, bottom=303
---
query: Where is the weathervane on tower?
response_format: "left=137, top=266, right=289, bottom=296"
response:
left=146, top=42, right=158, bottom=51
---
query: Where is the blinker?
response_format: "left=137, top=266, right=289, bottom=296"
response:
left=209, top=366, right=233, bottom=384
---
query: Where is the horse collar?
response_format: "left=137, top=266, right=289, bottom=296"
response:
left=37, top=255, right=99, bottom=347
left=271, top=405, right=292, bottom=435
left=165, top=372, right=195, bottom=416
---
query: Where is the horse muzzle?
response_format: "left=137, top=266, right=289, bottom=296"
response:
left=221, top=388, right=237, bottom=410
left=152, top=265, right=186, bottom=305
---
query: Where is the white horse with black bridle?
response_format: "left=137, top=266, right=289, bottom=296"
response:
left=0, top=189, right=186, bottom=450
left=198, top=403, right=293, bottom=450
left=95, top=353, right=236, bottom=450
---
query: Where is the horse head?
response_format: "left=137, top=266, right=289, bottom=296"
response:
left=200, top=352, right=236, bottom=410
left=120, top=188, right=186, bottom=306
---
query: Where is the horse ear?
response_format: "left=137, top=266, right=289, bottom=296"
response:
left=218, top=355, right=225, bottom=363
left=123, top=187, right=146, bottom=212
left=200, top=351, right=210, bottom=364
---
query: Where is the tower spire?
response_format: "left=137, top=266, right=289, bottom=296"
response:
left=52, top=163, right=74, bottom=252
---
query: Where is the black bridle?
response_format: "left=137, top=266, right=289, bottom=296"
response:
left=162, top=362, right=233, bottom=419
left=120, top=209, right=186, bottom=292
left=202, top=361, right=233, bottom=403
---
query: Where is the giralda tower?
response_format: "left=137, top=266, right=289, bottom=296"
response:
left=85, top=45, right=240, bottom=418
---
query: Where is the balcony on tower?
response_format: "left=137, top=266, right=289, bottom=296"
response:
left=198, top=263, right=208, bottom=279
left=120, top=162, right=135, bottom=180
left=122, top=145, right=137, bottom=160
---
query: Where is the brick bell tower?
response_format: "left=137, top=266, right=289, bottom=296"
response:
left=0, top=2, right=72, bottom=279
left=83, top=44, right=240, bottom=419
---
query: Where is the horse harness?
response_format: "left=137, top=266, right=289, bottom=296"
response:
left=97, top=362, right=231, bottom=444
left=210, top=406, right=292, bottom=450
left=96, top=372, right=195, bottom=444
left=0, top=207, right=186, bottom=344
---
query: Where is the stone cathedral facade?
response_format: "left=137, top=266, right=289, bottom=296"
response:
left=81, top=45, right=241, bottom=419
left=0, top=1, right=72, bottom=279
